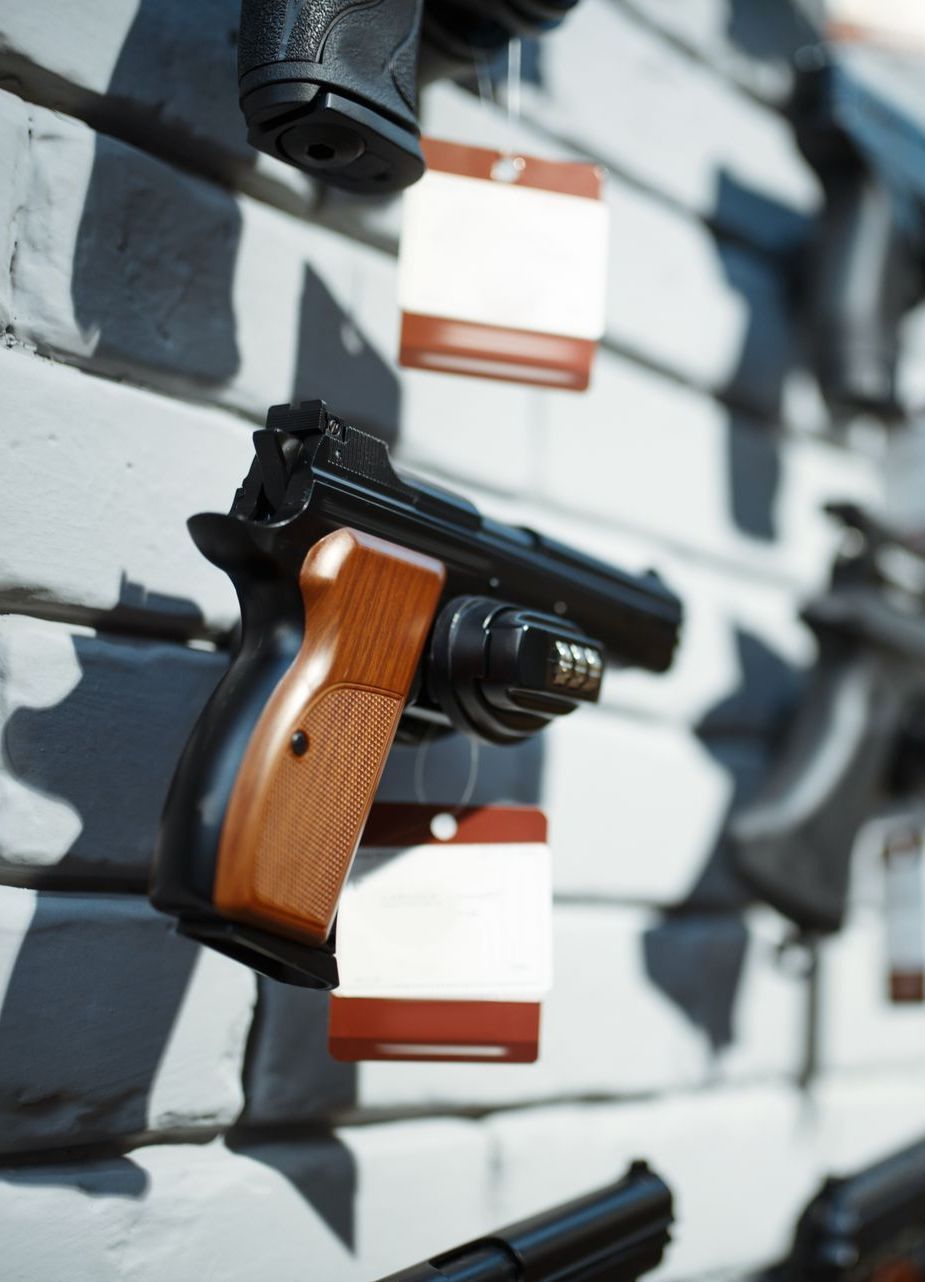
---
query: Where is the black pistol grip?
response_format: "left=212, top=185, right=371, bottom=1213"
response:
left=150, top=518, right=305, bottom=926
left=809, top=166, right=911, bottom=417
left=730, top=642, right=899, bottom=934
left=238, top=0, right=426, bottom=192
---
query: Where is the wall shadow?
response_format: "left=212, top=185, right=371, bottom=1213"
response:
left=228, top=1132, right=359, bottom=1249
left=292, top=265, right=401, bottom=445
left=643, top=154, right=819, bottom=1055
left=726, top=0, right=818, bottom=67
left=2, top=582, right=215, bottom=889
left=70, top=0, right=401, bottom=441
left=643, top=628, right=802, bottom=1053
left=70, top=0, right=245, bottom=387
left=0, top=583, right=213, bottom=1167
left=710, top=170, right=812, bottom=543
left=0, top=1155, right=149, bottom=1199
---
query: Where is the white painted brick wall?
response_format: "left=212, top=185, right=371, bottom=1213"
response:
left=0, top=1121, right=494, bottom=1282
left=0, top=886, right=254, bottom=1153
left=1, top=3, right=922, bottom=1281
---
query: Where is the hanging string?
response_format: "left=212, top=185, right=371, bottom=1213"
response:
left=413, top=724, right=481, bottom=812
left=489, top=39, right=526, bottom=182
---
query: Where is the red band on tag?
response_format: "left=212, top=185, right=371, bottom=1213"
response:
left=362, top=803, right=548, bottom=847
left=890, top=971, right=925, bottom=1003
left=329, top=998, right=541, bottom=1063
left=422, top=138, right=604, bottom=199
left=399, top=313, right=596, bottom=390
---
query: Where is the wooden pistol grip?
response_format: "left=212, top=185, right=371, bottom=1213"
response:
left=213, top=529, right=445, bottom=945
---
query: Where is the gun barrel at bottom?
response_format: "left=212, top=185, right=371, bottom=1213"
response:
left=375, top=1164, right=673, bottom=1281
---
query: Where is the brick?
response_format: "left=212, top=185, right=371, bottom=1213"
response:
left=0, top=1121, right=492, bottom=1282
left=817, top=904, right=925, bottom=1074
left=0, top=348, right=250, bottom=635
left=0, top=886, right=254, bottom=1154
left=542, top=710, right=762, bottom=905
left=616, top=0, right=816, bottom=104
left=0, top=615, right=225, bottom=881
left=560, top=536, right=811, bottom=731
left=486, top=1088, right=822, bottom=1278
left=0, top=0, right=311, bottom=211
left=0, top=94, right=394, bottom=427
left=538, top=349, right=881, bottom=587
left=519, top=0, right=818, bottom=250
left=245, top=905, right=805, bottom=1122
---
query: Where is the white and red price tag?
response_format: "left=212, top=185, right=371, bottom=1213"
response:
left=329, top=804, right=552, bottom=1062
left=398, top=139, right=608, bottom=391
left=827, top=0, right=925, bottom=49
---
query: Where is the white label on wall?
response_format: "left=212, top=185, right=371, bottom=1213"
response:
left=398, top=170, right=609, bottom=340
left=884, top=829, right=925, bottom=1002
left=336, top=841, right=553, bottom=1001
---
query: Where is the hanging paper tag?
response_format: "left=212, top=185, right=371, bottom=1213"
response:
left=827, top=0, right=925, bottom=49
left=329, top=804, right=551, bottom=1062
left=883, top=828, right=925, bottom=1003
left=397, top=139, right=608, bottom=391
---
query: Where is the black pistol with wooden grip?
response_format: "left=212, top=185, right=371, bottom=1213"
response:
left=150, top=400, right=681, bottom=987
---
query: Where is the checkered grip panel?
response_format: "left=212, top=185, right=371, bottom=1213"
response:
left=253, top=685, right=402, bottom=937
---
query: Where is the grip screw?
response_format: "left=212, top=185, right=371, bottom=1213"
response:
left=290, top=730, right=309, bottom=756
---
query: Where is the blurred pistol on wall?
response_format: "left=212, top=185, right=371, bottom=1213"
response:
left=376, top=1163, right=673, bottom=1281
left=793, top=38, right=925, bottom=418
left=237, top=0, right=581, bottom=193
left=150, top=401, right=681, bottom=987
left=731, top=502, right=925, bottom=935
left=768, top=1136, right=925, bottom=1281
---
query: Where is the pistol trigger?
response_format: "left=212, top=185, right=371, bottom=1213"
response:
left=253, top=430, right=290, bottom=512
